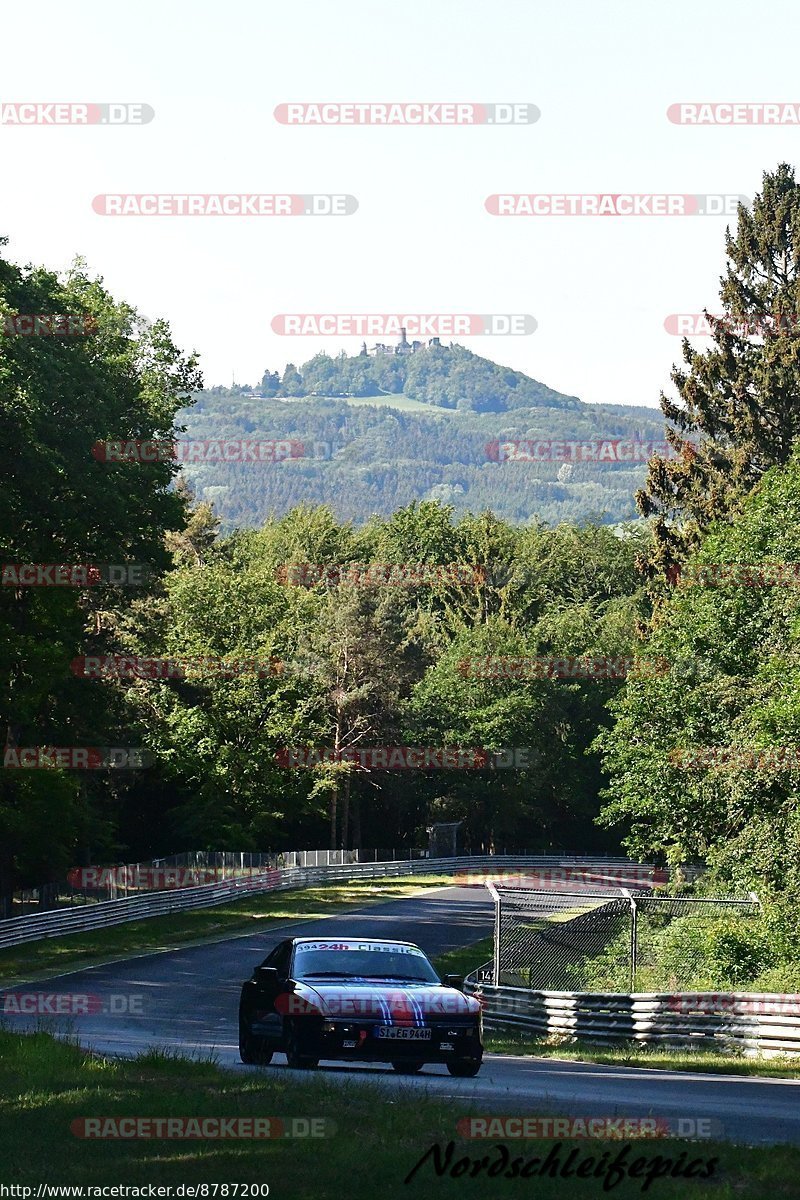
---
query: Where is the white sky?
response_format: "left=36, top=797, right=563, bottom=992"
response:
left=3, top=0, right=799, bottom=406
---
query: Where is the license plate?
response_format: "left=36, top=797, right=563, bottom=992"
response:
left=375, top=1026, right=432, bottom=1041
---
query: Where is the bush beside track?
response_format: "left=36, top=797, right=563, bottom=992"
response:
left=431, top=942, right=800, bottom=1080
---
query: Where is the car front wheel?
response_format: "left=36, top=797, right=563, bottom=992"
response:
left=283, top=1020, right=320, bottom=1070
left=239, top=1023, right=274, bottom=1066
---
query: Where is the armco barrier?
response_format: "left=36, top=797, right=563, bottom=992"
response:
left=0, top=856, right=651, bottom=950
left=466, top=979, right=800, bottom=1058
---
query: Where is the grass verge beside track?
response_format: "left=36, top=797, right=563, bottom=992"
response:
left=431, top=941, right=800, bottom=1081
left=486, top=1032, right=800, bottom=1080
left=0, top=1030, right=796, bottom=1198
left=0, top=876, right=454, bottom=987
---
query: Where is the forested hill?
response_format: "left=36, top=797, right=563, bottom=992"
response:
left=255, top=342, right=582, bottom=412
left=183, top=344, right=669, bottom=529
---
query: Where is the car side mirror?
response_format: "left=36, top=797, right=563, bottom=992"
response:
left=255, top=966, right=279, bottom=987
left=444, top=973, right=464, bottom=991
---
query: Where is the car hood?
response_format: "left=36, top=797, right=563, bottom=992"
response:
left=275, top=980, right=481, bottom=1021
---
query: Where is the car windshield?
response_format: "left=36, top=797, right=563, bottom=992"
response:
left=292, top=943, right=440, bottom=983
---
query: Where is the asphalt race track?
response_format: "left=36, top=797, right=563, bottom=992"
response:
left=6, top=885, right=800, bottom=1146
left=4, top=885, right=494, bottom=1059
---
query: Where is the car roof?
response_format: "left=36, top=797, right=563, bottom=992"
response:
left=290, top=937, right=421, bottom=948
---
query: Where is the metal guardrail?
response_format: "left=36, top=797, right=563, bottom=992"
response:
left=466, top=978, right=800, bottom=1058
left=4, top=847, right=427, bottom=918
left=0, top=855, right=648, bottom=950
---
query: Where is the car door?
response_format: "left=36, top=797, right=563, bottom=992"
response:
left=250, top=939, right=293, bottom=1044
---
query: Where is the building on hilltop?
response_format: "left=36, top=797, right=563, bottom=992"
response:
left=366, top=328, right=441, bottom=356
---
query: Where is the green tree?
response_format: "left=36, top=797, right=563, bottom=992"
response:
left=260, top=370, right=281, bottom=396
left=638, top=163, right=800, bottom=579
left=126, top=548, right=317, bottom=848
left=598, top=448, right=800, bottom=893
left=280, top=363, right=304, bottom=396
left=0, top=241, right=200, bottom=898
left=295, top=586, right=416, bottom=849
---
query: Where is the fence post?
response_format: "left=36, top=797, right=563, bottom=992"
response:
left=487, top=882, right=501, bottom=985
left=622, top=889, right=637, bottom=992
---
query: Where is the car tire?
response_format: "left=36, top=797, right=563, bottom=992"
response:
left=283, top=1020, right=320, bottom=1070
left=447, top=1057, right=482, bottom=1077
left=391, top=1060, right=425, bottom=1074
left=239, top=1023, right=274, bottom=1066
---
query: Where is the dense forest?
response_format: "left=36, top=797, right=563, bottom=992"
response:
left=188, top=312, right=674, bottom=530
left=179, top=392, right=671, bottom=529
left=3, top=165, right=800, bottom=993
left=255, top=341, right=583, bottom=411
